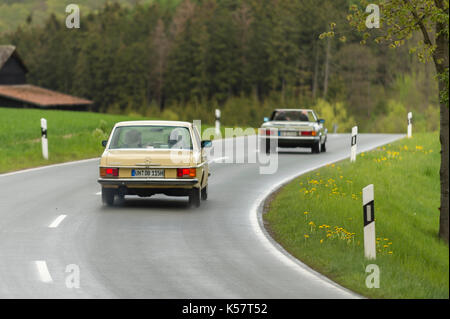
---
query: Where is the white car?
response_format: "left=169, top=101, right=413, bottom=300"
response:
left=259, top=109, right=327, bottom=153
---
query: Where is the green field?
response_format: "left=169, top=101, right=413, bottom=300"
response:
left=264, top=132, right=448, bottom=299
left=0, top=107, right=253, bottom=174
left=0, top=108, right=146, bottom=173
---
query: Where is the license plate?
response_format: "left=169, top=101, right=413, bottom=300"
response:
left=280, top=131, right=298, bottom=136
left=132, top=169, right=165, bottom=178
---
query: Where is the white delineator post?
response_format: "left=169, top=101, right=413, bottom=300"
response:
left=363, top=184, right=376, bottom=260
left=407, top=112, right=412, bottom=138
left=41, top=118, right=48, bottom=160
left=350, top=126, right=358, bottom=162
left=215, top=109, right=221, bottom=136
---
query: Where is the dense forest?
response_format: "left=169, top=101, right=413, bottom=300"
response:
left=0, top=0, right=440, bottom=132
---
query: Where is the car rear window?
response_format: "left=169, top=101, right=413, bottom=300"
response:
left=271, top=110, right=316, bottom=122
left=109, top=126, right=193, bottom=150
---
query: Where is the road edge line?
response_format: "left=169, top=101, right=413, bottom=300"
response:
left=0, top=158, right=100, bottom=178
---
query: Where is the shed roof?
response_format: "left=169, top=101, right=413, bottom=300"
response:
left=0, top=45, right=28, bottom=72
left=0, top=84, right=93, bottom=107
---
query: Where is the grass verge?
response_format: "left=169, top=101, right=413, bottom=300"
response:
left=0, top=107, right=255, bottom=174
left=263, top=132, right=448, bottom=299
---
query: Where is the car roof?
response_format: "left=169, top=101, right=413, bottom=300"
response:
left=114, top=120, right=192, bottom=128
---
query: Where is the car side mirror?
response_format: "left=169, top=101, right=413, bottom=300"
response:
left=318, top=119, right=325, bottom=124
left=263, top=117, right=269, bottom=122
left=102, top=140, right=107, bottom=147
left=201, top=140, right=212, bottom=148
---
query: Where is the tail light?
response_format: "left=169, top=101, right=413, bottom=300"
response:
left=265, top=129, right=272, bottom=136
left=177, top=168, right=196, bottom=178
left=301, top=131, right=317, bottom=136
left=100, top=167, right=119, bottom=177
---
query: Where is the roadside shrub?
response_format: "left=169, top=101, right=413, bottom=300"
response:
left=313, top=99, right=356, bottom=133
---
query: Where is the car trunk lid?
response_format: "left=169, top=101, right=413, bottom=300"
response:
left=105, top=149, right=194, bottom=167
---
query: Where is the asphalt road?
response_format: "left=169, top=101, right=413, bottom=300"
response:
left=0, top=133, right=403, bottom=298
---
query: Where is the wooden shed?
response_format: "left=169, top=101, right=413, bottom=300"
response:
left=0, top=45, right=93, bottom=110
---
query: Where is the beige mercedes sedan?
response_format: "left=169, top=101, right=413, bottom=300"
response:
left=97, top=121, right=211, bottom=207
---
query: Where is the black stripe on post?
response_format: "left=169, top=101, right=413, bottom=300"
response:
left=351, top=135, right=357, bottom=147
left=363, top=200, right=374, bottom=227
left=41, top=128, right=47, bottom=138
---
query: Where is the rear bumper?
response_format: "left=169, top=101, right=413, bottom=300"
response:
left=97, top=178, right=198, bottom=187
left=260, top=135, right=321, bottom=148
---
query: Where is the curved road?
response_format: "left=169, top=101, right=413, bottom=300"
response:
left=0, top=133, right=402, bottom=298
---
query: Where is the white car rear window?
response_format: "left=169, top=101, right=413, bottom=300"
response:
left=271, top=110, right=316, bottom=122
left=109, top=126, right=192, bottom=150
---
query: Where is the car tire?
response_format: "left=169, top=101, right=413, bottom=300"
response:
left=189, top=187, right=201, bottom=207
left=321, top=142, right=326, bottom=152
left=102, top=187, right=115, bottom=206
left=311, top=141, right=321, bottom=154
left=201, top=185, right=208, bottom=200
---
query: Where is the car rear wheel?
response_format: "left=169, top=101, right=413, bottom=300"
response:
left=311, top=141, right=321, bottom=153
left=201, top=185, right=208, bottom=200
left=189, top=187, right=201, bottom=207
left=264, top=138, right=278, bottom=154
left=102, top=187, right=115, bottom=206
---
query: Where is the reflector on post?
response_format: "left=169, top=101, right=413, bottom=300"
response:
left=407, top=112, right=412, bottom=138
left=350, top=126, right=357, bottom=162
left=363, top=184, right=376, bottom=260
left=215, top=109, right=221, bottom=136
left=41, top=118, right=48, bottom=160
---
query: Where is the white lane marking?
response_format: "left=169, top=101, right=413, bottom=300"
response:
left=0, top=158, right=100, bottom=178
left=48, top=215, right=67, bottom=228
left=95, top=191, right=101, bottom=195
left=35, top=260, right=53, bottom=283
left=250, top=134, right=404, bottom=299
